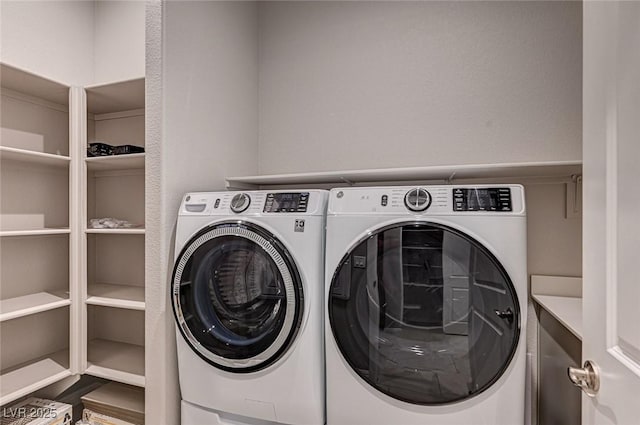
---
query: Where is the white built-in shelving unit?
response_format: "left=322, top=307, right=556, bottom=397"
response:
left=83, top=78, right=146, bottom=389
left=0, top=63, right=76, bottom=406
left=0, top=63, right=146, bottom=406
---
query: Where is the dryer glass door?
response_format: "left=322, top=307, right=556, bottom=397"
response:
left=328, top=222, right=520, bottom=404
left=172, top=222, right=303, bottom=372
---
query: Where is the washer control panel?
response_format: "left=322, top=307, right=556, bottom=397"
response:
left=180, top=190, right=327, bottom=216
left=453, top=188, right=512, bottom=212
left=264, top=192, right=310, bottom=213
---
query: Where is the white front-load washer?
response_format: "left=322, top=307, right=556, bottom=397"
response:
left=172, top=190, right=328, bottom=425
left=325, top=185, right=527, bottom=425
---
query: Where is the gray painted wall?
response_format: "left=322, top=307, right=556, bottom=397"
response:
left=258, top=1, right=582, bottom=174
left=94, top=1, right=146, bottom=84
left=1, top=0, right=145, bottom=85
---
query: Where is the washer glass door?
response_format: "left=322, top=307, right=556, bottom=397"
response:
left=173, top=222, right=303, bottom=372
left=329, top=222, right=520, bottom=404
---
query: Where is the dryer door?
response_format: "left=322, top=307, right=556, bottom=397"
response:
left=172, top=221, right=304, bottom=373
left=328, top=222, right=520, bottom=404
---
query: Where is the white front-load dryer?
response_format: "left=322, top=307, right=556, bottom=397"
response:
left=325, top=185, right=527, bottom=425
left=172, top=190, right=328, bottom=425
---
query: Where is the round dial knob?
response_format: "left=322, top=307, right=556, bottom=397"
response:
left=404, top=188, right=432, bottom=212
left=230, top=193, right=251, bottom=213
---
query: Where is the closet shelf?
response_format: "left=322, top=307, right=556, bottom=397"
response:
left=86, top=154, right=145, bottom=171
left=85, top=228, right=145, bottom=235
left=0, top=228, right=71, bottom=237
left=86, top=78, right=145, bottom=115
left=86, top=339, right=145, bottom=388
left=0, top=350, right=70, bottom=406
left=86, top=283, right=145, bottom=311
left=0, top=62, right=69, bottom=105
left=0, top=146, right=70, bottom=167
left=226, top=160, right=582, bottom=189
left=0, top=292, right=70, bottom=322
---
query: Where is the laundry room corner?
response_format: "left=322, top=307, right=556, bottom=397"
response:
left=8, top=1, right=637, bottom=424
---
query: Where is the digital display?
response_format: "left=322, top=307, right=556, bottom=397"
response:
left=453, top=188, right=511, bottom=212
left=264, top=192, right=309, bottom=213
left=467, top=189, right=498, bottom=210
left=273, top=193, right=299, bottom=211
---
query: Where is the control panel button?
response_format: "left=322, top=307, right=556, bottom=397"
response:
left=404, top=188, right=432, bottom=212
left=381, top=195, right=388, bottom=207
left=230, top=193, right=251, bottom=213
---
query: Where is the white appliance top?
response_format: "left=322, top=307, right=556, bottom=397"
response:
left=328, top=184, right=525, bottom=216
left=179, top=189, right=328, bottom=217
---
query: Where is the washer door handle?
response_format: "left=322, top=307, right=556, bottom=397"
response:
left=494, top=307, right=514, bottom=324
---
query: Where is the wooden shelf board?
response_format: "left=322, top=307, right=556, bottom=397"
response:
left=85, top=153, right=145, bottom=171
left=86, top=78, right=145, bottom=115
left=87, top=283, right=145, bottom=311
left=1, top=63, right=69, bottom=105
left=0, top=228, right=70, bottom=237
left=0, top=349, right=70, bottom=406
left=85, top=228, right=145, bottom=235
left=86, top=339, right=145, bottom=387
left=226, top=160, right=582, bottom=188
left=0, top=292, right=70, bottom=322
left=0, top=146, right=70, bottom=167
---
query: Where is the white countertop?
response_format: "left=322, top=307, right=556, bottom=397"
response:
left=530, top=275, right=582, bottom=340
left=531, top=293, right=582, bottom=340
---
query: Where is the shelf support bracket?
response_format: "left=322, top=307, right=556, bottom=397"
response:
left=340, top=176, right=355, bottom=186
left=565, top=174, right=582, bottom=219
left=445, top=171, right=457, bottom=184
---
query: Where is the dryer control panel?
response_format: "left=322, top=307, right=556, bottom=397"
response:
left=327, top=185, right=524, bottom=216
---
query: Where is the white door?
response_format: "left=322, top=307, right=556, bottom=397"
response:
left=581, top=1, right=640, bottom=423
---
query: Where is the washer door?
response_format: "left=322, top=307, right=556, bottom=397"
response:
left=329, top=222, right=520, bottom=405
left=172, top=221, right=304, bottom=373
